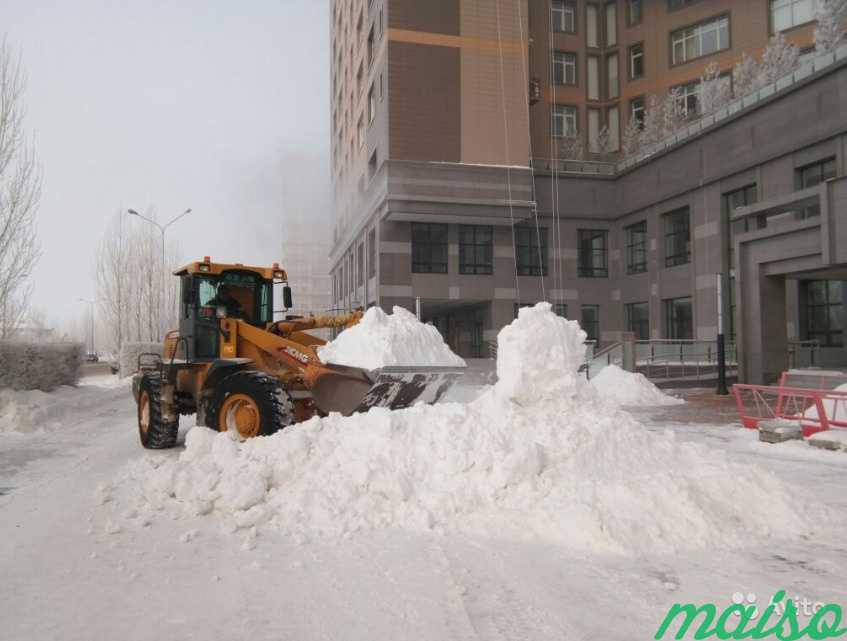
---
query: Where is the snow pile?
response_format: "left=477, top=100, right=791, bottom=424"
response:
left=111, top=302, right=813, bottom=554
left=590, top=365, right=684, bottom=407
left=0, top=382, right=128, bottom=433
left=317, top=306, right=465, bottom=370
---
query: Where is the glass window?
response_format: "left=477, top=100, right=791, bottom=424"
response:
left=625, top=221, right=647, bottom=274
left=552, top=104, right=578, bottom=137
left=664, top=297, right=693, bottom=340
left=630, top=96, right=645, bottom=127
left=628, top=0, right=643, bottom=25
left=629, top=43, right=644, bottom=79
left=368, top=85, right=376, bottom=122
left=668, top=0, right=700, bottom=8
left=625, top=302, right=650, bottom=340
left=675, top=80, right=701, bottom=117
left=723, top=184, right=758, bottom=271
left=671, top=16, right=730, bottom=65
left=357, top=243, right=364, bottom=286
left=552, top=0, right=576, bottom=33
left=581, top=305, right=600, bottom=342
left=368, top=228, right=376, bottom=278
left=196, top=272, right=271, bottom=325
left=805, top=280, right=844, bottom=347
left=459, top=225, right=493, bottom=275
left=577, top=229, right=609, bottom=277
left=411, top=223, right=448, bottom=274
left=798, top=157, right=837, bottom=218
left=664, top=208, right=691, bottom=267
left=587, top=55, right=600, bottom=100
left=607, top=53, right=619, bottom=99
left=588, top=108, right=601, bottom=153
left=553, top=51, right=577, bottom=85
left=587, top=5, right=599, bottom=47
left=605, top=3, right=617, bottom=46
left=607, top=106, right=620, bottom=151
left=515, top=226, right=548, bottom=276
left=771, top=0, right=816, bottom=33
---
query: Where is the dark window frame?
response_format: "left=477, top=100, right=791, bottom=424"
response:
left=723, top=184, right=758, bottom=272
left=581, top=304, right=600, bottom=342
left=629, top=42, right=645, bottom=79
left=669, top=13, right=731, bottom=67
left=515, top=226, right=548, bottom=277
left=627, top=0, right=643, bottom=26
left=805, top=280, right=844, bottom=347
left=664, top=296, right=694, bottom=340
left=625, top=301, right=650, bottom=340
left=625, top=220, right=648, bottom=274
left=664, top=208, right=691, bottom=268
left=411, top=223, right=448, bottom=274
left=459, top=225, right=494, bottom=275
left=577, top=229, right=609, bottom=278
left=797, top=157, right=836, bottom=219
left=552, top=0, right=577, bottom=34
left=552, top=50, right=578, bottom=86
left=368, top=228, right=376, bottom=278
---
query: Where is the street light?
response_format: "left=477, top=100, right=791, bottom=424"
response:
left=128, top=207, right=192, bottom=340
left=78, top=298, right=95, bottom=354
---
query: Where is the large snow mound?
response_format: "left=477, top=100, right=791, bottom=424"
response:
left=590, top=365, right=684, bottom=407
left=317, top=306, right=465, bottom=370
left=0, top=382, right=128, bottom=433
left=109, top=302, right=813, bottom=554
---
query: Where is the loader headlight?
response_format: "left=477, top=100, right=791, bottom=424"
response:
left=199, top=264, right=210, bottom=272
left=216, top=306, right=227, bottom=319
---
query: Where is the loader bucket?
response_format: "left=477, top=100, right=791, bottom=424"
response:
left=310, top=364, right=465, bottom=416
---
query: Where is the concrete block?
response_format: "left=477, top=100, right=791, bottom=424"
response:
left=807, top=429, right=847, bottom=451
left=758, top=419, right=803, bottom=444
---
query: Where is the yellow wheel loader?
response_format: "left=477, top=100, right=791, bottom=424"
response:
left=132, top=257, right=463, bottom=448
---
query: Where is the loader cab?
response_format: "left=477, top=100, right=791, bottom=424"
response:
left=176, top=261, right=282, bottom=361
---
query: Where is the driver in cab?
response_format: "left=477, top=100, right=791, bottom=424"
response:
left=207, top=284, right=246, bottom=319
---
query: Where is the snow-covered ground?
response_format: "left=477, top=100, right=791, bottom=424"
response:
left=0, top=338, right=847, bottom=641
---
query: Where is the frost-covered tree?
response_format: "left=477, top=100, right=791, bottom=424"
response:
left=699, top=62, right=731, bottom=115
left=591, top=125, right=614, bottom=158
left=557, top=135, right=584, bottom=161
left=0, top=38, right=41, bottom=339
left=758, top=33, right=800, bottom=85
left=815, top=0, right=847, bottom=53
left=621, top=115, right=643, bottom=157
left=733, top=52, right=760, bottom=98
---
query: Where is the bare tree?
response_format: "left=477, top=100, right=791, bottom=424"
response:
left=0, top=38, right=41, bottom=339
left=732, top=52, right=760, bottom=98
left=591, top=125, right=614, bottom=159
left=621, top=115, right=643, bottom=157
left=815, top=0, right=847, bottom=53
left=556, top=135, right=584, bottom=161
left=758, top=33, right=800, bottom=85
left=699, top=62, right=732, bottom=115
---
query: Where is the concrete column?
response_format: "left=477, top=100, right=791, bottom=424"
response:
left=758, top=274, right=789, bottom=384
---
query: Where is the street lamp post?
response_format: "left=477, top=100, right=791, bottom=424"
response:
left=78, top=298, right=95, bottom=354
left=128, top=208, right=192, bottom=340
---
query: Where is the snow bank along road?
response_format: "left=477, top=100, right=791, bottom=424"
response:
left=1, top=332, right=847, bottom=637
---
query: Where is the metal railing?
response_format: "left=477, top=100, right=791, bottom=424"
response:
left=788, top=340, right=821, bottom=369
left=582, top=342, right=623, bottom=380
left=636, top=339, right=737, bottom=381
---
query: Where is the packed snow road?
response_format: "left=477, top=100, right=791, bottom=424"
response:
left=1, top=376, right=847, bottom=640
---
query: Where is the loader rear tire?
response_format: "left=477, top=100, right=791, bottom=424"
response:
left=208, top=371, right=294, bottom=439
left=137, top=373, right=179, bottom=449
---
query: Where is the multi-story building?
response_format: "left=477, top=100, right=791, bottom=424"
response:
left=329, top=0, right=847, bottom=383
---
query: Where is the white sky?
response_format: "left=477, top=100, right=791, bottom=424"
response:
left=5, top=0, right=331, bottom=326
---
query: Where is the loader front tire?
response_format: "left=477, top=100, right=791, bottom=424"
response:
left=209, top=371, right=294, bottom=439
left=137, top=373, right=179, bottom=449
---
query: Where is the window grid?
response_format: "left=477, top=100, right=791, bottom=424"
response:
left=553, top=51, right=577, bottom=85
left=552, top=104, right=578, bottom=137
left=552, top=0, right=577, bottom=33
left=628, top=0, right=643, bottom=25
left=671, top=15, right=729, bottom=66
left=625, top=302, right=650, bottom=340
left=581, top=305, right=600, bottom=342
left=411, top=223, right=448, bottom=274
left=664, top=297, right=693, bottom=340
left=771, top=0, right=816, bottom=33
left=459, top=225, right=494, bottom=275
left=629, top=43, right=644, bottom=79
left=664, top=208, right=691, bottom=267
left=806, top=280, right=844, bottom=347
left=723, top=184, right=758, bottom=272
left=625, top=221, right=647, bottom=274
left=798, top=157, right=837, bottom=219
left=515, top=226, right=548, bottom=276
left=577, top=229, right=609, bottom=278
left=368, top=228, right=376, bottom=278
